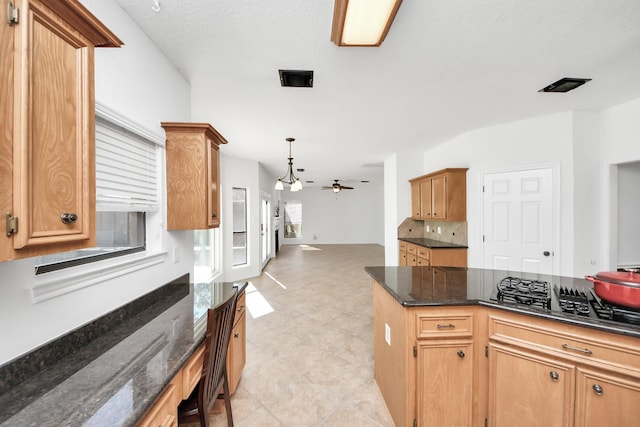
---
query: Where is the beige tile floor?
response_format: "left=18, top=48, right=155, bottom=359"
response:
left=209, top=243, right=393, bottom=426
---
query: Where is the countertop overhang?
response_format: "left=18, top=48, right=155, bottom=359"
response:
left=398, top=237, right=468, bottom=249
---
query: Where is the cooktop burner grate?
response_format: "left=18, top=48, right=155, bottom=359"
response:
left=589, top=289, right=640, bottom=325
left=555, top=285, right=590, bottom=315
left=496, top=277, right=551, bottom=309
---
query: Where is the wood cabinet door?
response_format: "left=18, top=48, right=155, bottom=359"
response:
left=574, top=367, right=640, bottom=427
left=417, top=340, right=473, bottom=427
left=207, top=137, right=220, bottom=227
left=420, top=179, right=433, bottom=219
left=431, top=174, right=446, bottom=219
left=411, top=180, right=422, bottom=219
left=13, top=1, right=94, bottom=250
left=489, top=343, right=575, bottom=427
left=227, top=311, right=246, bottom=395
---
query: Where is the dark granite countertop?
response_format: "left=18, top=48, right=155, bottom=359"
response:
left=0, top=280, right=247, bottom=427
left=365, top=266, right=640, bottom=339
left=398, top=237, right=468, bottom=249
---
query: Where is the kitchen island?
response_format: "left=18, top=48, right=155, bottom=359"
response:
left=0, top=277, right=247, bottom=427
left=367, top=266, right=640, bottom=427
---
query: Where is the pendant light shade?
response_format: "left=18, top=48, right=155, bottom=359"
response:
left=275, top=138, right=303, bottom=192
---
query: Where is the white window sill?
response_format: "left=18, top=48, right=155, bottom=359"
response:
left=30, top=251, right=168, bottom=303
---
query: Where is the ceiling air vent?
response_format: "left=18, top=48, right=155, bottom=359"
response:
left=279, top=70, right=313, bottom=88
left=539, top=77, right=591, bottom=93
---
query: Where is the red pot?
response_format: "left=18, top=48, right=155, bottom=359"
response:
left=585, top=270, right=640, bottom=309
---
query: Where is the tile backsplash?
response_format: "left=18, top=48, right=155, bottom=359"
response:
left=398, top=217, right=468, bottom=246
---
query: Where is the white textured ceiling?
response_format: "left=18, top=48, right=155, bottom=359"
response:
left=114, top=0, right=640, bottom=189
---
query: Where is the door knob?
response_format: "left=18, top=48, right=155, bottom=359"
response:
left=543, top=251, right=551, bottom=257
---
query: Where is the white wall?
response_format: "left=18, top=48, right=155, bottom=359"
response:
left=599, top=98, right=640, bottom=269
left=0, top=0, right=192, bottom=365
left=418, top=112, right=575, bottom=276
left=617, top=162, right=640, bottom=266
left=281, top=184, right=384, bottom=245
left=219, top=155, right=261, bottom=282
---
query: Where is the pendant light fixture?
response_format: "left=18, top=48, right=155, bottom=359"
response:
left=274, top=137, right=303, bottom=192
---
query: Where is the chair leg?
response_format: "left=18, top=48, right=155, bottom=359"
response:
left=223, top=370, right=234, bottom=427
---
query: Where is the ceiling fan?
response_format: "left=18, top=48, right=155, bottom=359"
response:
left=322, top=180, right=354, bottom=193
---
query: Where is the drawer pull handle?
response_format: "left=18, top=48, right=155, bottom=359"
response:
left=436, top=323, right=456, bottom=329
left=592, top=384, right=603, bottom=396
left=550, top=371, right=559, bottom=381
left=457, top=350, right=465, bottom=358
left=561, top=344, right=593, bottom=355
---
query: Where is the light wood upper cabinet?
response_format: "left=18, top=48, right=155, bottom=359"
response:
left=409, top=168, right=468, bottom=221
left=162, top=123, right=228, bottom=230
left=0, top=0, right=121, bottom=262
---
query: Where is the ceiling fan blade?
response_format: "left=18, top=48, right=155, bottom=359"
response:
left=341, top=186, right=354, bottom=189
left=321, top=186, right=332, bottom=190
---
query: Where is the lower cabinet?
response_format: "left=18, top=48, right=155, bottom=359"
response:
left=574, top=367, right=640, bottom=427
left=489, top=343, right=575, bottom=427
left=227, top=290, right=246, bottom=394
left=488, top=313, right=640, bottom=427
left=373, top=280, right=640, bottom=427
left=417, top=340, right=473, bottom=427
left=398, top=241, right=467, bottom=268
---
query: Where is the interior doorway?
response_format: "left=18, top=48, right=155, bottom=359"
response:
left=260, top=194, right=271, bottom=270
left=482, top=167, right=556, bottom=274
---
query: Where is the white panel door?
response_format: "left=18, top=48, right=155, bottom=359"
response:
left=483, top=168, right=554, bottom=274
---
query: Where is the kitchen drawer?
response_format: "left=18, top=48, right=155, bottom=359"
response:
left=416, top=312, right=474, bottom=339
left=406, top=244, right=417, bottom=255
left=181, top=344, right=204, bottom=400
left=136, top=382, right=177, bottom=427
left=488, top=314, right=640, bottom=372
left=399, top=241, right=407, bottom=251
left=417, top=247, right=430, bottom=260
left=417, top=256, right=430, bottom=267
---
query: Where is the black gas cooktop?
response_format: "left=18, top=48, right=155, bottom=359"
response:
left=492, top=276, right=640, bottom=326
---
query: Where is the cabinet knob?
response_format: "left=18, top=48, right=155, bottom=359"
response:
left=456, top=350, right=465, bottom=359
left=60, top=213, right=78, bottom=224
left=549, top=371, right=559, bottom=381
left=234, top=333, right=239, bottom=338
left=592, top=384, right=604, bottom=396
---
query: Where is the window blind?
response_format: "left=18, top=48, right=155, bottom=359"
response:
left=96, top=116, right=159, bottom=212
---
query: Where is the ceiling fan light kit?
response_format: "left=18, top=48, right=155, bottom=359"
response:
left=275, top=137, right=303, bottom=192
left=322, top=179, right=354, bottom=193
left=331, top=0, right=403, bottom=46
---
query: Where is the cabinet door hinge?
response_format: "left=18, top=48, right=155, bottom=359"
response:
left=413, top=419, right=417, bottom=427
left=413, top=345, right=417, bottom=357
left=485, top=345, right=489, bottom=358
left=7, top=1, right=19, bottom=26
left=485, top=418, right=488, bottom=427
left=482, top=185, right=485, bottom=192
left=6, top=212, right=18, bottom=237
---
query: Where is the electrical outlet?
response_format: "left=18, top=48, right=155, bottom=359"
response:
left=426, top=225, right=430, bottom=232
left=385, top=323, right=391, bottom=346
left=437, top=226, right=442, bottom=234
left=172, top=247, right=180, bottom=263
